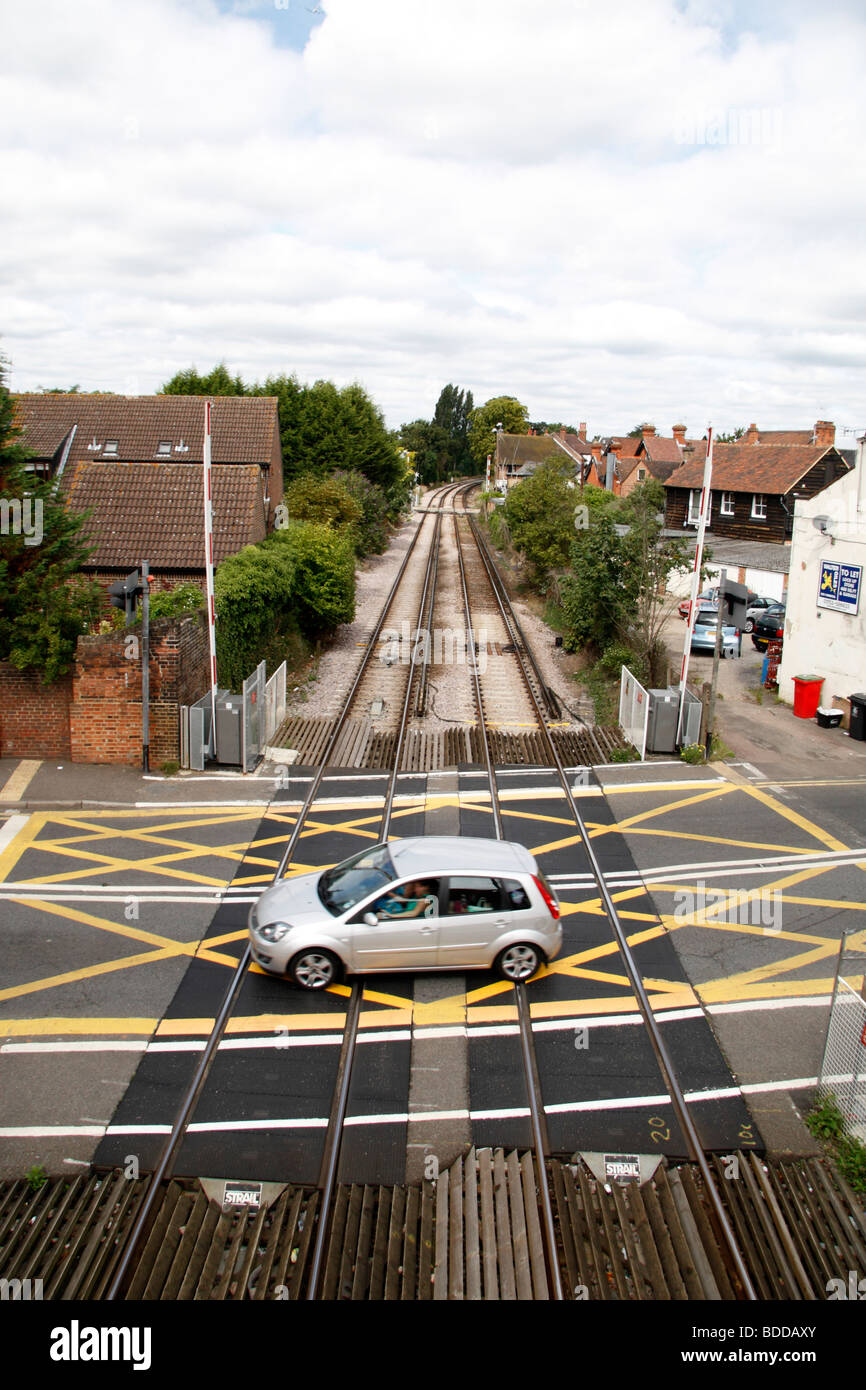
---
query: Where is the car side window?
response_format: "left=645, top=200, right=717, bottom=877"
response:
left=445, top=876, right=500, bottom=915
left=349, top=881, right=440, bottom=924
left=501, top=878, right=531, bottom=911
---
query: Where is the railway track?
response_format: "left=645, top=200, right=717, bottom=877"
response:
left=12, top=479, right=849, bottom=1303
left=270, top=479, right=622, bottom=768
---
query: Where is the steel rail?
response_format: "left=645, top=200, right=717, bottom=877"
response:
left=460, top=500, right=758, bottom=1300
left=305, top=497, right=448, bottom=1297
left=413, top=509, right=440, bottom=717
left=466, top=504, right=605, bottom=759
left=106, top=497, right=446, bottom=1300
left=453, top=510, right=564, bottom=1300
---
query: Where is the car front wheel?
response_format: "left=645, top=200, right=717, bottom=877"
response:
left=289, top=949, right=341, bottom=990
left=496, top=942, right=542, bottom=982
left=744, top=618, right=754, bottom=633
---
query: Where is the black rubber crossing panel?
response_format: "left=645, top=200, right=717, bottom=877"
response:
left=93, top=773, right=426, bottom=1182
left=460, top=772, right=764, bottom=1159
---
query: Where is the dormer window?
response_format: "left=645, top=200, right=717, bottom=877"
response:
left=104, top=440, right=119, bottom=457
left=156, top=440, right=172, bottom=456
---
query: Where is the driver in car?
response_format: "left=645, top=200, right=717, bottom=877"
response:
left=376, top=880, right=436, bottom=919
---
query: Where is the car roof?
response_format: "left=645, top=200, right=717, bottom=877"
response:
left=388, top=836, right=535, bottom=876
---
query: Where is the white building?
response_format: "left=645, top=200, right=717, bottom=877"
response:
left=778, top=440, right=866, bottom=708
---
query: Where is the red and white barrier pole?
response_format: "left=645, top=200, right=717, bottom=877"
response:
left=203, top=400, right=219, bottom=757
left=676, top=426, right=714, bottom=744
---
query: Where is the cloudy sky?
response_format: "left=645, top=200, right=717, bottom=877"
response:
left=2, top=0, right=865, bottom=439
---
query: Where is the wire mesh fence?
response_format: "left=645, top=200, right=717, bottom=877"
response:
left=818, top=929, right=866, bottom=1140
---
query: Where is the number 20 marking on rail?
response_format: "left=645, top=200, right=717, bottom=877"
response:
left=648, top=1115, right=670, bottom=1144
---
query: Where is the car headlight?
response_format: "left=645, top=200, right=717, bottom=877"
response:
left=258, top=921, right=291, bottom=943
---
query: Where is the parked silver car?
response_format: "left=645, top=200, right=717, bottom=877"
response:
left=248, top=836, right=562, bottom=989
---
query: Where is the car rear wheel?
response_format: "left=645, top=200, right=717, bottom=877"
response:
left=744, top=618, right=754, bottom=633
left=289, top=949, right=341, bottom=991
left=496, top=942, right=542, bottom=982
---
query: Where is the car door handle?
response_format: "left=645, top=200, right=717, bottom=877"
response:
left=420, top=924, right=437, bottom=934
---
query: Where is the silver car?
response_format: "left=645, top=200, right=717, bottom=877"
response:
left=248, top=836, right=562, bottom=990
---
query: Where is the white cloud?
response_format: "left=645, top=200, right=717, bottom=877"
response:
left=1, top=0, right=864, bottom=435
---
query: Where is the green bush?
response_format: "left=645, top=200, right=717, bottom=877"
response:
left=148, top=582, right=204, bottom=623
left=597, top=643, right=646, bottom=683
left=609, top=746, right=639, bottom=763
left=680, top=743, right=705, bottom=764
left=269, top=521, right=355, bottom=636
left=331, top=468, right=389, bottom=555
left=283, top=475, right=360, bottom=533
left=214, top=538, right=298, bottom=689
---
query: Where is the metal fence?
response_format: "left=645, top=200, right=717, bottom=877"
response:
left=818, top=930, right=866, bottom=1140
left=241, top=661, right=266, bottom=774
left=263, top=661, right=287, bottom=745
left=180, top=659, right=286, bottom=772
left=619, top=666, right=649, bottom=760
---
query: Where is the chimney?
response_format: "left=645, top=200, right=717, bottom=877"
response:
left=559, top=427, right=566, bottom=440
left=579, top=421, right=587, bottom=438
left=590, top=443, right=602, bottom=461
left=813, top=420, right=835, bottom=449
left=745, top=423, right=759, bottom=444
left=642, top=424, right=656, bottom=438
left=672, top=424, right=686, bottom=445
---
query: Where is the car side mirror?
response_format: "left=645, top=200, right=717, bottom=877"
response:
left=363, top=912, right=379, bottom=927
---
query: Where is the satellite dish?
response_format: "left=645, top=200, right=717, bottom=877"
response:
left=812, top=515, right=832, bottom=534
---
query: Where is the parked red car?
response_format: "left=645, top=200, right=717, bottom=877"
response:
left=678, top=588, right=718, bottom=620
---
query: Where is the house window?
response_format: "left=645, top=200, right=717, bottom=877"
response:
left=720, top=492, right=734, bottom=516
left=156, top=440, right=172, bottom=456
left=104, top=440, right=119, bottom=456
left=637, top=467, right=647, bottom=480
left=687, top=489, right=703, bottom=524
left=751, top=493, right=767, bottom=520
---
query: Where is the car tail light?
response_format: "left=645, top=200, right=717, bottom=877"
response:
left=533, top=874, right=560, bottom=920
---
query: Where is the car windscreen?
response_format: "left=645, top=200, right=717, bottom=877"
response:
left=318, top=845, right=397, bottom=916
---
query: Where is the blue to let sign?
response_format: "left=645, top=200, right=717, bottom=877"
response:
left=818, top=560, right=862, bottom=615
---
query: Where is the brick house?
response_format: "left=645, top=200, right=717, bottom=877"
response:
left=12, top=394, right=284, bottom=593
left=611, top=425, right=705, bottom=498
left=494, top=425, right=604, bottom=490
left=664, top=427, right=850, bottom=543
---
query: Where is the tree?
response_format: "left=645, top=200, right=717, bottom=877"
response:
left=0, top=358, right=101, bottom=682
left=468, top=396, right=529, bottom=470
left=717, top=426, right=745, bottom=442
left=433, top=384, right=474, bottom=476
left=159, top=363, right=247, bottom=396
left=616, top=480, right=691, bottom=683
left=398, top=384, right=475, bottom=485
left=503, top=457, right=578, bottom=582
left=559, top=511, right=627, bottom=651
left=559, top=479, right=692, bottom=683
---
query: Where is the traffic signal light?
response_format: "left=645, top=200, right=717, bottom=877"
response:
left=108, top=570, right=143, bottom=624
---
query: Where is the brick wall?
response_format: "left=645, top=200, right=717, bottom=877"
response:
left=0, top=613, right=209, bottom=766
left=0, top=664, right=73, bottom=758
